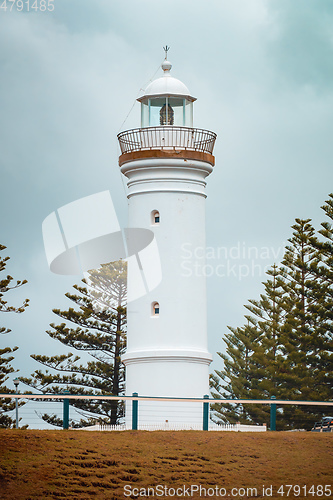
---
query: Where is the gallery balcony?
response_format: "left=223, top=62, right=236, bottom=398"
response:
left=117, top=126, right=217, bottom=166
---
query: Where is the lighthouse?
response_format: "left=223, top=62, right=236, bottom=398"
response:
left=118, top=50, right=217, bottom=428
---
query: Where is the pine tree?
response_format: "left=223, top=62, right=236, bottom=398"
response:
left=210, top=323, right=255, bottom=424
left=211, top=265, right=287, bottom=428
left=309, top=195, right=333, bottom=404
left=212, top=204, right=333, bottom=430
left=0, top=245, right=29, bottom=427
left=0, top=347, right=19, bottom=428
left=22, top=260, right=127, bottom=428
left=279, top=219, right=327, bottom=429
left=210, top=318, right=269, bottom=425
left=245, top=265, right=287, bottom=398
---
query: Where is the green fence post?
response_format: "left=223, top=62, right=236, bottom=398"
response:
left=13, top=378, right=19, bottom=429
left=203, top=394, right=209, bottom=431
left=132, top=392, right=138, bottom=430
left=270, top=396, right=276, bottom=431
left=63, top=390, right=70, bottom=430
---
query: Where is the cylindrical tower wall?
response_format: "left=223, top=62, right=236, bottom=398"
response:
left=122, top=157, right=212, bottom=359
left=120, top=155, right=214, bottom=427
left=127, top=189, right=207, bottom=353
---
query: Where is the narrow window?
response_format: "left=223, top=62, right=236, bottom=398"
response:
left=152, top=302, right=160, bottom=316
left=151, top=210, right=160, bottom=225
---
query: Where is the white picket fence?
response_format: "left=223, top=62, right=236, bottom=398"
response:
left=81, top=422, right=267, bottom=432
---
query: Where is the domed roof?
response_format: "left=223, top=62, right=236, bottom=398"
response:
left=137, top=60, right=196, bottom=103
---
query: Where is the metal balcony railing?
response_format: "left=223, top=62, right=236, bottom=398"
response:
left=117, top=126, right=217, bottom=155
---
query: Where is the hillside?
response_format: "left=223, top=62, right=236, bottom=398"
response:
left=0, top=430, right=332, bottom=499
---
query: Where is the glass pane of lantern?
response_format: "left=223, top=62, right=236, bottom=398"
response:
left=141, top=101, right=149, bottom=127
left=149, top=98, right=166, bottom=126
left=168, top=98, right=185, bottom=126
left=184, top=100, right=193, bottom=127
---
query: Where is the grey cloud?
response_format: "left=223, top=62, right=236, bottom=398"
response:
left=266, top=0, right=333, bottom=91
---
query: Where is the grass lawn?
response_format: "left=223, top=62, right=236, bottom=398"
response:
left=0, top=430, right=332, bottom=499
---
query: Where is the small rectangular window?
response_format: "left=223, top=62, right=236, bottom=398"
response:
left=152, top=302, right=160, bottom=316
left=152, top=210, right=160, bottom=225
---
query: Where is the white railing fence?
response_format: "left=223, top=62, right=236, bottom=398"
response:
left=1, top=393, right=332, bottom=431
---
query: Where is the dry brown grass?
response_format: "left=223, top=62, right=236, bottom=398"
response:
left=0, top=430, right=332, bottom=499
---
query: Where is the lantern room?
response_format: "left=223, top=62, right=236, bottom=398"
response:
left=137, top=59, right=196, bottom=128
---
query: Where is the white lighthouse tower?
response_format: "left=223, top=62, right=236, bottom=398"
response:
left=118, top=50, right=217, bottom=428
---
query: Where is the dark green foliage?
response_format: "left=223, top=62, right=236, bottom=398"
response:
left=0, top=347, right=18, bottom=428
left=210, top=320, right=269, bottom=425
left=22, top=260, right=127, bottom=428
left=211, top=265, right=286, bottom=427
left=0, top=245, right=29, bottom=427
left=0, top=244, right=29, bottom=334
left=211, top=197, right=333, bottom=430
left=277, top=219, right=327, bottom=428
left=314, top=194, right=333, bottom=393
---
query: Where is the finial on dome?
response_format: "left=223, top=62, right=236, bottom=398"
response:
left=162, top=45, right=172, bottom=73
left=163, top=45, right=170, bottom=59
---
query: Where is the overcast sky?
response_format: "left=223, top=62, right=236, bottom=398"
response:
left=1, top=0, right=333, bottom=411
